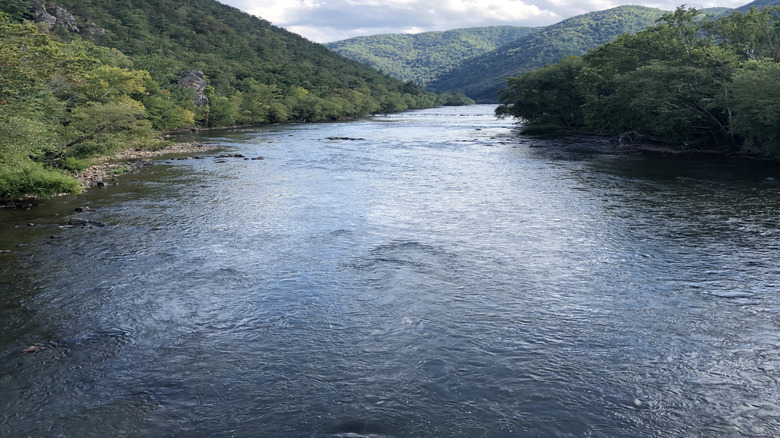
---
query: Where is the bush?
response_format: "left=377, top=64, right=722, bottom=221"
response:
left=0, top=163, right=81, bottom=199
left=59, top=156, right=93, bottom=173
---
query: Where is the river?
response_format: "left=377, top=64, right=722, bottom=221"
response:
left=1, top=105, right=779, bottom=437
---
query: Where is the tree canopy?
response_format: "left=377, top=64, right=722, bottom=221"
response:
left=496, top=6, right=780, bottom=156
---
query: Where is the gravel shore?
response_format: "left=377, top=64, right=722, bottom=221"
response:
left=77, top=142, right=222, bottom=188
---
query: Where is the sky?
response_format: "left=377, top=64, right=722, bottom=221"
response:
left=219, top=0, right=749, bottom=43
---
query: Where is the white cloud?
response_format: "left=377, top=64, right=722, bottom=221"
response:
left=219, top=0, right=752, bottom=42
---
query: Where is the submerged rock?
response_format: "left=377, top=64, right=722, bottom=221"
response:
left=67, top=218, right=106, bottom=228
left=326, top=136, right=365, bottom=141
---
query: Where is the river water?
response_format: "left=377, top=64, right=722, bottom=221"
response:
left=1, top=105, right=779, bottom=437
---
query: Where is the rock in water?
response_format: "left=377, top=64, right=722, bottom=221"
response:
left=68, top=218, right=106, bottom=228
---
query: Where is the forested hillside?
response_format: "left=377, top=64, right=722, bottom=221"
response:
left=42, top=0, right=454, bottom=117
left=429, top=6, right=667, bottom=102
left=0, top=0, right=460, bottom=199
left=497, top=6, right=780, bottom=156
left=326, top=26, right=537, bottom=86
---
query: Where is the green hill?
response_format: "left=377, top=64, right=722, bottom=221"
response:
left=429, top=6, right=668, bottom=102
left=326, top=26, right=537, bottom=86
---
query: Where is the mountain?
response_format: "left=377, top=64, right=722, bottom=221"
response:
left=326, top=26, right=537, bottom=87
left=428, top=6, right=668, bottom=102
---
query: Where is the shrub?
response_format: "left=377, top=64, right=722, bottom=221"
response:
left=59, top=156, right=93, bottom=173
left=0, top=163, right=81, bottom=199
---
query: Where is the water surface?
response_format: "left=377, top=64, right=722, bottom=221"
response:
left=1, top=105, right=779, bottom=437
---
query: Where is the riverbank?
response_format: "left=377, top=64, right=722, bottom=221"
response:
left=77, top=142, right=223, bottom=188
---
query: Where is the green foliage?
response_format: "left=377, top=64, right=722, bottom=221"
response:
left=63, top=98, right=154, bottom=157
left=705, top=6, right=780, bottom=61
left=59, top=157, right=93, bottom=173
left=0, top=112, right=59, bottom=165
left=0, top=13, right=170, bottom=198
left=497, top=6, right=780, bottom=156
left=518, top=124, right=566, bottom=136
left=729, top=60, right=780, bottom=153
left=0, top=17, right=67, bottom=100
left=497, top=56, right=585, bottom=128
left=143, top=93, right=195, bottom=130
left=436, top=92, right=475, bottom=106
left=0, top=162, right=81, bottom=198
left=0, top=1, right=31, bottom=22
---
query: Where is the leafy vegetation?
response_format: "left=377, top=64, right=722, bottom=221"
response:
left=430, top=6, right=668, bottom=102
left=326, top=26, right=536, bottom=87
left=497, top=6, right=780, bottom=156
left=0, top=13, right=164, bottom=198
left=0, top=0, right=461, bottom=198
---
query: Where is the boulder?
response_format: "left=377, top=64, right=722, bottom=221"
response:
left=68, top=218, right=106, bottom=228
left=30, top=0, right=80, bottom=33
left=179, top=70, right=209, bottom=107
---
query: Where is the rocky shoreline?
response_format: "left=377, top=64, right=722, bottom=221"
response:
left=76, top=142, right=223, bottom=188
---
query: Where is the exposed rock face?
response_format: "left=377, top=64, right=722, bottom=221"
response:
left=30, top=0, right=79, bottom=33
left=179, top=70, right=210, bottom=107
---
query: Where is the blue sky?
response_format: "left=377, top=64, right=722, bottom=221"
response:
left=219, top=0, right=750, bottom=43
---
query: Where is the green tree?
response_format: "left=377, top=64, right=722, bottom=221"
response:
left=706, top=6, right=780, bottom=62
left=143, top=93, right=195, bottom=130
left=62, top=98, right=154, bottom=157
left=0, top=0, right=31, bottom=22
left=729, top=60, right=780, bottom=153
left=497, top=56, right=585, bottom=128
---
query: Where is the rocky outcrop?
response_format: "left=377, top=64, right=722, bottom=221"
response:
left=179, top=70, right=210, bottom=107
left=29, top=0, right=79, bottom=33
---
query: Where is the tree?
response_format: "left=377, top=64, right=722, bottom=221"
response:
left=0, top=15, right=64, bottom=101
left=706, top=6, right=780, bottom=62
left=0, top=0, right=31, bottom=22
left=497, top=56, right=585, bottom=128
left=62, top=98, right=154, bottom=157
left=729, top=60, right=780, bottom=153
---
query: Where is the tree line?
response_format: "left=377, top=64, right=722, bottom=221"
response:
left=496, top=6, right=780, bottom=155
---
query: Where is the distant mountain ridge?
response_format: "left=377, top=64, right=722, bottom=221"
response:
left=428, top=5, right=667, bottom=102
left=326, top=26, right=537, bottom=86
